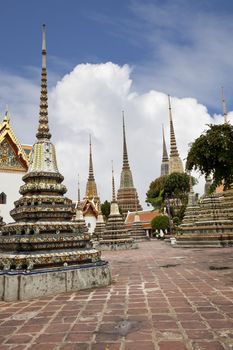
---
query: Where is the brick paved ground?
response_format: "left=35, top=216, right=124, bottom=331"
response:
left=0, top=241, right=233, bottom=350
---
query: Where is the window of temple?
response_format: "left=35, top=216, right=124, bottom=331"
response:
left=0, top=192, right=7, bottom=204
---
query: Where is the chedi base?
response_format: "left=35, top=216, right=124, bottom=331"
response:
left=0, top=261, right=111, bottom=301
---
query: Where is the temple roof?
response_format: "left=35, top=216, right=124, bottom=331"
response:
left=125, top=210, right=160, bottom=229
left=0, top=111, right=31, bottom=172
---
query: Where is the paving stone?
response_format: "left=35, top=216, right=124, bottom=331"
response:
left=158, top=341, right=188, bottom=350
left=0, top=241, right=232, bottom=350
left=192, top=341, right=225, bottom=350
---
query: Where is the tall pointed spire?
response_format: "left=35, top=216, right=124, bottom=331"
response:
left=168, top=95, right=183, bottom=174
left=36, top=24, right=51, bottom=141
left=78, top=174, right=81, bottom=205
left=162, top=124, right=169, bottom=162
left=88, top=135, right=94, bottom=181
left=122, top=111, right=129, bottom=169
left=168, top=95, right=179, bottom=158
left=112, top=161, right=116, bottom=202
left=117, top=111, right=142, bottom=217
left=161, top=124, right=169, bottom=176
left=221, top=87, right=228, bottom=124
left=85, top=135, right=99, bottom=200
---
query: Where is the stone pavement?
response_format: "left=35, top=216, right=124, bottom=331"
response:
left=0, top=241, right=233, bottom=350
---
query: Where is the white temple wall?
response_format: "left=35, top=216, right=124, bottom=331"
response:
left=0, top=172, right=24, bottom=223
left=84, top=215, right=97, bottom=234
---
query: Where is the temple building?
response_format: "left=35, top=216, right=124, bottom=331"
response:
left=82, top=137, right=99, bottom=233
left=0, top=25, right=111, bottom=301
left=97, top=165, right=137, bottom=250
left=0, top=110, right=32, bottom=223
left=168, top=95, right=183, bottom=174
left=117, top=113, right=142, bottom=217
left=160, top=125, right=169, bottom=176
left=125, top=210, right=160, bottom=237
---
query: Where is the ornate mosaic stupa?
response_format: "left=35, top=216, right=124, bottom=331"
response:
left=98, top=166, right=137, bottom=250
left=129, top=211, right=148, bottom=241
left=0, top=25, right=111, bottom=301
left=160, top=125, right=169, bottom=176
left=168, top=96, right=183, bottom=174
left=117, top=113, right=142, bottom=217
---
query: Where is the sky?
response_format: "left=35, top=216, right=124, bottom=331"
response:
left=0, top=0, right=233, bottom=207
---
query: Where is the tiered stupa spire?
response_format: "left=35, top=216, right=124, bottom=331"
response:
left=36, top=24, right=51, bottom=141
left=0, top=25, right=111, bottom=300
left=97, top=163, right=137, bottom=250
left=168, top=95, right=183, bottom=174
left=160, top=124, right=169, bottom=176
left=85, top=135, right=99, bottom=202
left=117, top=111, right=142, bottom=217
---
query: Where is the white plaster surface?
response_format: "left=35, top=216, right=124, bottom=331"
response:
left=84, top=215, right=96, bottom=233
left=0, top=172, right=25, bottom=223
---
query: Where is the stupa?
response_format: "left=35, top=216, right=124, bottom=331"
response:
left=82, top=136, right=99, bottom=233
left=129, top=194, right=148, bottom=241
left=179, top=175, right=200, bottom=229
left=97, top=165, right=137, bottom=250
left=176, top=178, right=233, bottom=247
left=168, top=95, right=183, bottom=174
left=93, top=201, right=106, bottom=241
left=160, top=125, right=169, bottom=176
left=0, top=25, right=111, bottom=301
left=117, top=112, right=142, bottom=217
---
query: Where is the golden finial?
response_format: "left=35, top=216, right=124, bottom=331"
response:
left=3, top=105, right=10, bottom=123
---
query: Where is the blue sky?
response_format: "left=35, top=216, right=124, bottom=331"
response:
left=1, top=0, right=233, bottom=112
left=1, top=0, right=233, bottom=204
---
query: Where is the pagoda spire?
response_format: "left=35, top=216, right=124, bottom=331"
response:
left=122, top=111, right=129, bottom=169
left=112, top=161, right=116, bottom=202
left=221, top=87, right=228, bottom=124
left=168, top=95, right=179, bottom=158
left=88, top=135, right=95, bottom=181
left=160, top=125, right=169, bottom=176
left=36, top=24, right=51, bottom=141
left=77, top=174, right=81, bottom=205
left=85, top=135, right=98, bottom=200
left=162, top=124, right=169, bottom=162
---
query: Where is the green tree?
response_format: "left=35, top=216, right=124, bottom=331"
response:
left=146, top=175, right=168, bottom=209
left=186, top=123, right=233, bottom=191
left=147, top=172, right=194, bottom=221
left=151, top=215, right=169, bottom=232
left=101, top=200, right=110, bottom=219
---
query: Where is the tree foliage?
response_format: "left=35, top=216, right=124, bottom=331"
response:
left=151, top=215, right=169, bottom=232
left=101, top=200, right=110, bottom=219
left=186, top=123, right=233, bottom=191
left=146, top=175, right=168, bottom=209
left=146, top=172, right=194, bottom=221
left=164, top=172, right=191, bottom=199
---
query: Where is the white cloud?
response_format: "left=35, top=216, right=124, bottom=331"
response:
left=0, top=63, right=229, bottom=207
left=49, top=62, right=225, bottom=204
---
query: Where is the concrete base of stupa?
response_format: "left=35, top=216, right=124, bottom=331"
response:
left=97, top=240, right=138, bottom=251
left=174, top=233, right=233, bottom=248
left=0, top=261, right=111, bottom=302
